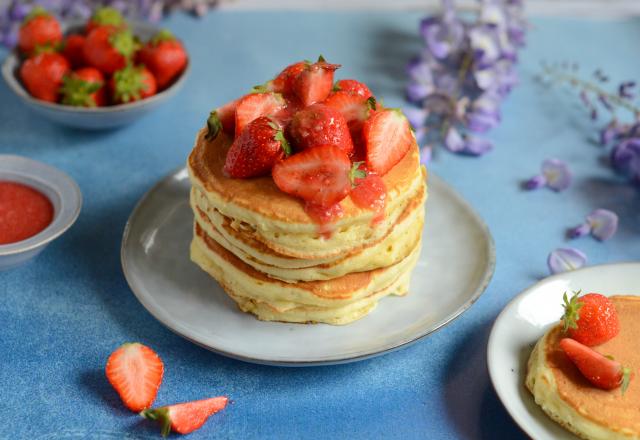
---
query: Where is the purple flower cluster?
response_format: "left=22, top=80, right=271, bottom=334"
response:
left=0, top=0, right=219, bottom=47
left=405, top=0, right=526, bottom=156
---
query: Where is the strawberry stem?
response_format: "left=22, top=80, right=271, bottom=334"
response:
left=206, top=110, right=223, bottom=140
left=561, top=290, right=583, bottom=332
left=621, top=366, right=632, bottom=395
left=141, top=407, right=172, bottom=438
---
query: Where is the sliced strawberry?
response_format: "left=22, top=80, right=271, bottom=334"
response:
left=224, top=116, right=291, bottom=178
left=288, top=103, right=353, bottom=155
left=363, top=109, right=413, bottom=176
left=562, top=291, right=620, bottom=346
left=293, top=58, right=340, bottom=107
left=234, top=92, right=285, bottom=138
left=270, top=61, right=308, bottom=95
left=560, top=338, right=632, bottom=392
left=105, top=343, right=164, bottom=412
left=272, top=145, right=352, bottom=206
left=334, top=79, right=373, bottom=99
left=323, top=91, right=376, bottom=145
left=350, top=165, right=387, bottom=222
left=141, top=396, right=228, bottom=436
left=206, top=98, right=239, bottom=140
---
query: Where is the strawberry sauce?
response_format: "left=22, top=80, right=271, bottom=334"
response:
left=305, top=202, right=344, bottom=239
left=350, top=174, right=387, bottom=225
left=0, top=181, right=54, bottom=245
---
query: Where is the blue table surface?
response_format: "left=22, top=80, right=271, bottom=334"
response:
left=1, top=11, right=640, bottom=440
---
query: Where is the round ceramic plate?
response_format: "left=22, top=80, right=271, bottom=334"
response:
left=487, top=262, right=640, bottom=439
left=121, top=167, right=495, bottom=366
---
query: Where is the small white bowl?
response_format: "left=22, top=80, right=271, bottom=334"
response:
left=0, top=155, right=82, bottom=270
left=1, top=21, right=190, bottom=130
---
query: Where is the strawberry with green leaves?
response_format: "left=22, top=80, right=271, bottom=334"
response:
left=109, top=64, right=157, bottom=104
left=105, top=343, right=164, bottom=412
left=205, top=99, right=239, bottom=141
left=138, top=29, right=188, bottom=90
left=18, top=7, right=62, bottom=55
left=288, top=103, right=354, bottom=155
left=293, top=57, right=340, bottom=107
left=20, top=51, right=69, bottom=102
left=86, top=7, right=127, bottom=34
left=141, top=396, right=228, bottom=437
left=62, top=34, right=86, bottom=68
left=560, top=338, right=632, bottom=392
left=362, top=108, right=413, bottom=176
left=562, top=291, right=620, bottom=346
left=224, top=117, right=291, bottom=178
left=59, top=67, right=106, bottom=107
left=84, top=25, right=137, bottom=74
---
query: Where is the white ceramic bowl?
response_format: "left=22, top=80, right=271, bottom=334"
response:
left=0, top=155, right=82, bottom=270
left=1, top=22, right=189, bottom=130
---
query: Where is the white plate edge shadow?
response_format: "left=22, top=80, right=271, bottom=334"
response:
left=121, top=166, right=496, bottom=366
left=487, top=262, right=640, bottom=439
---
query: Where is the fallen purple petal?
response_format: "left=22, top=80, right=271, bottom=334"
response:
left=548, top=248, right=587, bottom=274
left=524, top=174, right=546, bottom=190
left=541, top=158, right=572, bottom=191
left=586, top=209, right=618, bottom=241
left=611, top=138, right=640, bottom=181
left=567, top=223, right=591, bottom=239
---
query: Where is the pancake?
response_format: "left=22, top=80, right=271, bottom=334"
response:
left=188, top=128, right=426, bottom=260
left=526, top=296, right=640, bottom=440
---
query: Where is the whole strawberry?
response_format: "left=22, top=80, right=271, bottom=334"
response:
left=334, top=79, right=373, bottom=99
left=109, top=65, right=157, bottom=104
left=86, top=7, right=127, bottom=34
left=18, top=7, right=62, bottom=55
left=138, top=30, right=188, bottom=90
left=61, top=34, right=86, bottom=68
left=224, top=117, right=291, bottom=178
left=293, top=56, right=340, bottom=106
left=288, top=104, right=354, bottom=155
left=84, top=26, right=137, bottom=75
left=20, top=51, right=69, bottom=102
left=562, top=291, right=620, bottom=346
left=59, top=67, right=106, bottom=107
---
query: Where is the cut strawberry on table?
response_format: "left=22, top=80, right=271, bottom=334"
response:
left=109, top=65, right=157, bottom=104
left=19, top=51, right=69, bottom=103
left=560, top=338, right=632, bottom=392
left=234, top=92, right=286, bottom=138
left=362, top=108, right=413, bottom=176
left=105, top=342, right=164, bottom=412
left=224, top=116, right=291, bottom=178
left=138, top=29, right=188, bottom=90
left=288, top=103, right=354, bottom=155
left=562, top=291, right=620, bottom=346
left=18, top=7, right=62, bottom=56
left=272, top=145, right=353, bottom=206
left=141, top=396, right=228, bottom=437
left=334, top=79, right=373, bottom=99
left=83, top=25, right=137, bottom=75
left=293, top=57, right=340, bottom=107
left=59, top=67, right=106, bottom=107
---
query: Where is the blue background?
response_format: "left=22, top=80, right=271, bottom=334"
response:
left=1, top=12, right=640, bottom=439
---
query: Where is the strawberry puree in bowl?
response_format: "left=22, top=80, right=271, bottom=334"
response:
left=0, top=155, right=82, bottom=270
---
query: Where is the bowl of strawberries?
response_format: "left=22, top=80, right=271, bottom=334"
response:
left=1, top=7, right=189, bottom=130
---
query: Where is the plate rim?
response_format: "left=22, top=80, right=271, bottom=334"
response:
left=121, top=166, right=496, bottom=366
left=486, top=261, right=640, bottom=438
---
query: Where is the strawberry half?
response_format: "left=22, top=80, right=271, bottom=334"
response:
left=293, top=57, right=340, bottom=107
left=560, top=338, right=632, bottom=392
left=105, top=343, right=164, bottom=412
left=234, top=92, right=286, bottom=138
left=362, top=108, right=413, bottom=176
left=323, top=91, right=376, bottom=144
left=334, top=79, right=373, bottom=99
left=270, top=61, right=308, bottom=95
left=562, top=291, right=620, bottom=346
left=141, top=396, right=228, bottom=437
left=206, top=98, right=239, bottom=140
left=224, top=116, right=291, bottom=178
left=272, top=145, right=353, bottom=206
left=288, top=103, right=354, bottom=155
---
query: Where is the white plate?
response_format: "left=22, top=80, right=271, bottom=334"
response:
left=121, top=167, right=495, bottom=366
left=487, top=262, right=640, bottom=439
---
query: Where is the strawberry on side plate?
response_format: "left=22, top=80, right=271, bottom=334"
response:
left=86, top=7, right=127, bottom=34
left=62, top=34, right=86, bottom=68
left=59, top=67, right=106, bottom=107
left=234, top=92, right=286, bottom=138
left=141, top=396, right=228, bottom=437
left=20, top=51, right=70, bottom=102
left=224, top=117, right=291, bottom=178
left=334, top=79, right=373, bottom=99
left=562, top=291, right=620, bottom=346
left=272, top=145, right=353, bottom=207
left=105, top=342, right=164, bottom=412
left=138, top=29, right=188, bottom=90
left=293, top=57, right=340, bottom=107
left=362, top=108, right=413, bottom=176
left=84, top=25, right=137, bottom=74
left=560, top=338, right=632, bottom=392
left=109, top=64, right=157, bottom=104
left=288, top=103, right=354, bottom=155
left=18, top=7, right=62, bottom=55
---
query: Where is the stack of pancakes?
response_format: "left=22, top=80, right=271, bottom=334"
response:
left=187, top=128, right=427, bottom=325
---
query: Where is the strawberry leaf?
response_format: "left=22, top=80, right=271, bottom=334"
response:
left=151, top=29, right=175, bottom=45
left=621, top=366, right=632, bottom=395
left=273, top=127, right=291, bottom=156
left=140, top=407, right=172, bottom=438
left=561, top=290, right=583, bottom=332
left=206, top=111, right=223, bottom=140
left=349, top=161, right=367, bottom=187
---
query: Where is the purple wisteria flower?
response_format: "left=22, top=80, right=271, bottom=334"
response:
left=525, top=159, right=572, bottom=192
left=568, top=209, right=619, bottom=241
left=405, top=0, right=526, bottom=158
left=548, top=248, right=587, bottom=274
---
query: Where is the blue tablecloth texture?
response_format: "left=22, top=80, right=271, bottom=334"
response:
left=1, top=12, right=639, bottom=439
